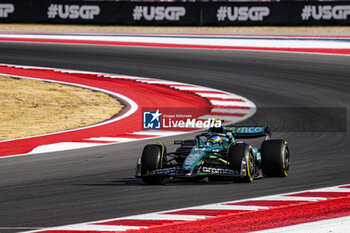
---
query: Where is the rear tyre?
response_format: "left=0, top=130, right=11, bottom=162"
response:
left=228, top=144, right=254, bottom=183
left=261, top=140, right=290, bottom=177
left=141, top=144, right=166, bottom=184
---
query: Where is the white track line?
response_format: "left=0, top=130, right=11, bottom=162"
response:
left=196, top=93, right=243, bottom=99
left=2, top=33, right=350, bottom=49
left=28, top=142, right=104, bottom=154
left=210, top=100, right=252, bottom=107
left=120, top=214, right=207, bottom=221
left=136, top=80, right=186, bottom=85
left=24, top=183, right=350, bottom=233
left=188, top=204, right=268, bottom=211
left=253, top=215, right=350, bottom=233
left=171, top=86, right=217, bottom=91
left=41, top=224, right=142, bottom=231
left=259, top=196, right=326, bottom=201
left=87, top=137, right=139, bottom=142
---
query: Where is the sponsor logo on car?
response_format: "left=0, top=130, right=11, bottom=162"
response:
left=47, top=4, right=100, bottom=20
left=216, top=6, right=270, bottom=21
left=149, top=167, right=178, bottom=175
left=201, top=167, right=237, bottom=175
left=237, top=126, right=265, bottom=133
left=301, top=5, right=350, bottom=20
left=133, top=6, right=186, bottom=21
left=0, top=4, right=14, bottom=18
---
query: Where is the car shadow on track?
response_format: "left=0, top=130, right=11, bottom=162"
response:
left=76, top=177, right=239, bottom=186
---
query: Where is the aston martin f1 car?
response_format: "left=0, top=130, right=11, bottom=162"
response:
left=135, top=126, right=290, bottom=184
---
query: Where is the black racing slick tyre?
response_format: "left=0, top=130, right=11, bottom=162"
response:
left=261, top=140, right=290, bottom=177
left=228, top=143, right=254, bottom=183
left=140, top=144, right=166, bottom=185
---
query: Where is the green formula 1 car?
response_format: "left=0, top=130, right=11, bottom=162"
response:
left=135, top=126, right=290, bottom=184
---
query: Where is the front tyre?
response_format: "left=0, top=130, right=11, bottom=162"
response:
left=228, top=144, right=254, bottom=183
left=261, top=140, right=290, bottom=177
left=140, top=144, right=166, bottom=185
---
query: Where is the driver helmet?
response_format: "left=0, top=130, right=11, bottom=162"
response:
left=208, top=135, right=222, bottom=146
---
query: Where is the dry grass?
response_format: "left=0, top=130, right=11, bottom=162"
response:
left=0, top=76, right=123, bottom=141
left=1, top=24, right=350, bottom=36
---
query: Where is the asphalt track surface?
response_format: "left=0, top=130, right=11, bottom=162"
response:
left=0, top=42, right=349, bottom=232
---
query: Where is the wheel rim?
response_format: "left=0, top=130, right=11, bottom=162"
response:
left=247, top=152, right=254, bottom=181
left=284, top=148, right=290, bottom=172
left=281, top=145, right=290, bottom=177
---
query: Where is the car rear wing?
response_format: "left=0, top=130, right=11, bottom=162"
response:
left=227, top=126, right=271, bottom=139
